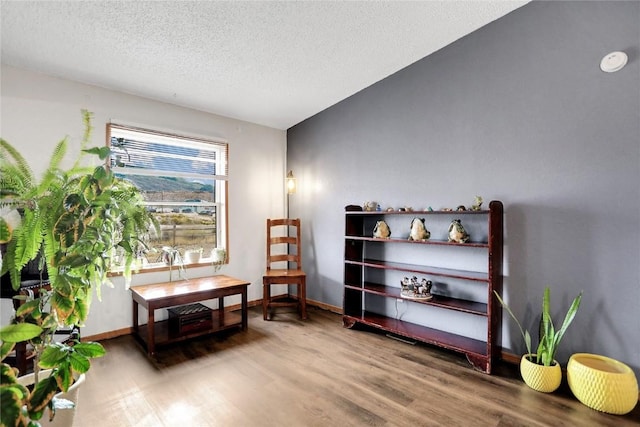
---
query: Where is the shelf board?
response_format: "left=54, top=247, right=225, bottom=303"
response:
left=344, top=259, right=489, bottom=282
left=344, top=282, right=488, bottom=315
left=343, top=311, right=488, bottom=358
left=345, top=210, right=488, bottom=216
left=345, top=236, right=489, bottom=248
left=135, top=310, right=243, bottom=349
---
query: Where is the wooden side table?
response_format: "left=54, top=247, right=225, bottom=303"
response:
left=130, top=275, right=249, bottom=357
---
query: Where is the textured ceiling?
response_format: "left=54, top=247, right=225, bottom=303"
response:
left=1, top=1, right=528, bottom=130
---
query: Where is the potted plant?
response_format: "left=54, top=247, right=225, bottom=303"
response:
left=211, top=247, right=227, bottom=272
left=0, top=110, right=159, bottom=426
left=494, top=286, right=582, bottom=392
left=160, top=245, right=187, bottom=282
left=183, top=247, right=203, bottom=265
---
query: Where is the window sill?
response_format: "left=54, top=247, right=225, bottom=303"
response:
left=108, top=258, right=226, bottom=278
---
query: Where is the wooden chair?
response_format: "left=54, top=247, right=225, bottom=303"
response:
left=263, top=218, right=307, bottom=320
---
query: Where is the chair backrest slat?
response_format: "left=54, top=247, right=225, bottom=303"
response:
left=270, top=236, right=297, bottom=245
left=266, top=218, right=302, bottom=271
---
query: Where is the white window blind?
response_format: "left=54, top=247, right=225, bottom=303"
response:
left=108, top=124, right=228, bottom=181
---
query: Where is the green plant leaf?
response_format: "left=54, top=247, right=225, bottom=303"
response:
left=72, top=297, right=89, bottom=325
left=38, top=345, right=68, bottom=368
left=28, top=375, right=58, bottom=415
left=51, top=291, right=75, bottom=324
left=551, top=291, right=582, bottom=361
left=0, top=219, right=11, bottom=243
left=58, top=253, right=90, bottom=269
left=0, top=385, right=28, bottom=427
left=524, top=330, right=531, bottom=356
left=0, top=137, right=34, bottom=190
left=73, top=341, right=106, bottom=359
left=54, top=366, right=73, bottom=392
left=536, top=287, right=554, bottom=365
left=0, top=323, right=43, bottom=343
left=47, top=138, right=68, bottom=174
left=494, top=290, right=532, bottom=356
left=0, top=341, right=16, bottom=360
left=1, top=362, right=20, bottom=383
left=83, top=146, right=111, bottom=160
left=15, top=298, right=41, bottom=318
left=68, top=352, right=91, bottom=373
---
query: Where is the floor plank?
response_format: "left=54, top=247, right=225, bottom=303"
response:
left=75, top=307, right=640, bottom=426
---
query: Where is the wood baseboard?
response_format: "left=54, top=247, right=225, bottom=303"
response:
left=500, top=351, right=521, bottom=365
left=82, top=327, right=132, bottom=342
left=306, top=298, right=342, bottom=314
left=257, top=295, right=343, bottom=314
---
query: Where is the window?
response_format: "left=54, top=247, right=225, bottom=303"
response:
left=107, top=123, right=228, bottom=271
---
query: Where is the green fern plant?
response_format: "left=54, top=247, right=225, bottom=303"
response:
left=0, top=110, right=159, bottom=426
left=494, top=287, right=582, bottom=366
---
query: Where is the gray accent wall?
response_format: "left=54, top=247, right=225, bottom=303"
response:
left=287, top=1, right=640, bottom=375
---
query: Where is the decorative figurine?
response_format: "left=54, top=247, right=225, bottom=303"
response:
left=448, top=219, right=470, bottom=243
left=400, top=276, right=433, bottom=300
left=411, top=276, right=419, bottom=289
left=401, top=277, right=411, bottom=293
left=471, top=196, right=483, bottom=211
left=372, top=220, right=391, bottom=238
left=363, top=201, right=378, bottom=212
left=408, top=217, right=430, bottom=241
left=456, top=205, right=467, bottom=211
left=420, top=278, right=433, bottom=295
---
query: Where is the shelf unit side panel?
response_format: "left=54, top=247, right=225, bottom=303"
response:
left=487, top=200, right=504, bottom=363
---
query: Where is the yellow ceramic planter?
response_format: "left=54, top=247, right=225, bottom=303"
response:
left=567, top=353, right=638, bottom=415
left=520, top=354, right=562, bottom=393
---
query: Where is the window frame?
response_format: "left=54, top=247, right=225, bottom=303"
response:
left=106, top=122, right=229, bottom=275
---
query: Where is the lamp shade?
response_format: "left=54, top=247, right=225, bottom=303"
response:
left=286, top=170, right=296, bottom=194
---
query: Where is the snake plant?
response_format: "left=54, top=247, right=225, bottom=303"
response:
left=495, top=286, right=582, bottom=366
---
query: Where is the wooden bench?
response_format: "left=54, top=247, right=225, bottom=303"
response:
left=131, top=275, right=249, bottom=357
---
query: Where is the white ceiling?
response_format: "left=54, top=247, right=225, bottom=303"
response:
left=1, top=1, right=528, bottom=130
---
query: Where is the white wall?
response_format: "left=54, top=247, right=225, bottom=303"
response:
left=1, top=64, right=287, bottom=337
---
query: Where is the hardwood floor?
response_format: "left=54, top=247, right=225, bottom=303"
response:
left=76, top=307, right=639, bottom=426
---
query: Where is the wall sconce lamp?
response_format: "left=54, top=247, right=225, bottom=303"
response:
left=286, top=170, right=297, bottom=194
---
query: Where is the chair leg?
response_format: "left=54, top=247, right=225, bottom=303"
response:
left=263, top=281, right=270, bottom=321
left=299, top=277, right=307, bottom=320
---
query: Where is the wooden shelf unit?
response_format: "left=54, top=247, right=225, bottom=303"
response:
left=342, top=201, right=503, bottom=373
